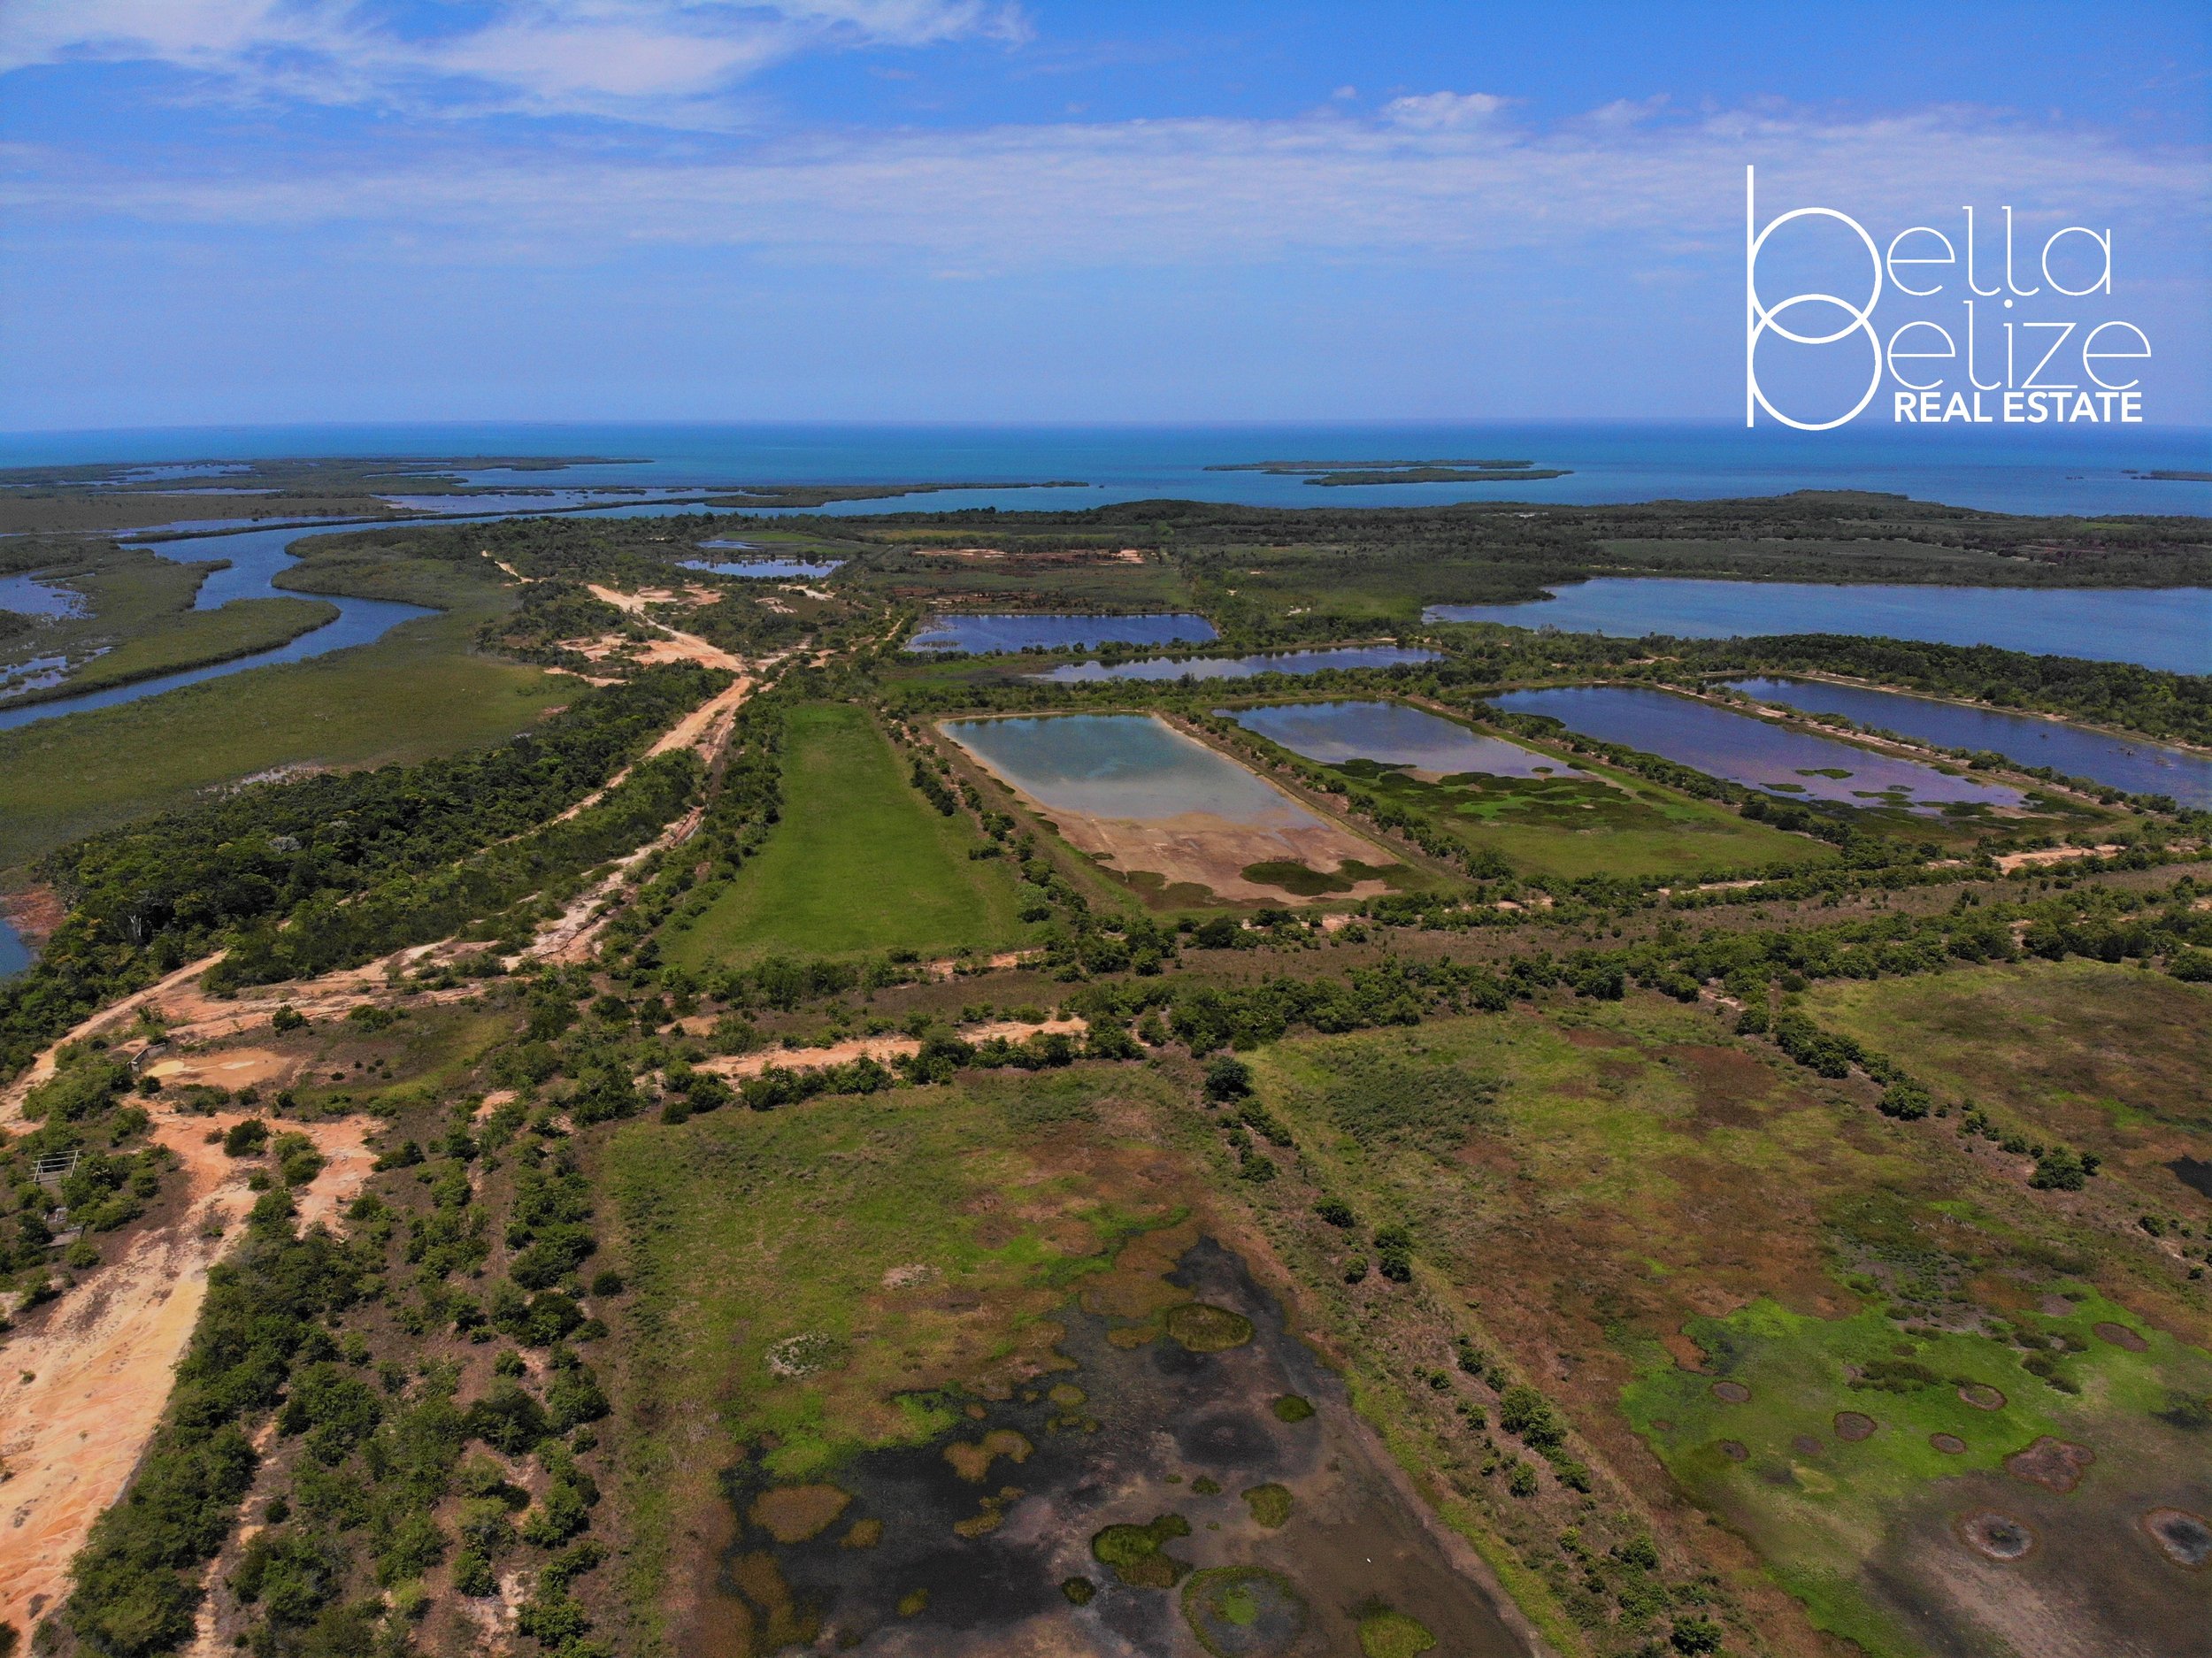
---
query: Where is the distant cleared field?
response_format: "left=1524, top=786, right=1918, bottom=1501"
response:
left=664, top=701, right=1036, bottom=964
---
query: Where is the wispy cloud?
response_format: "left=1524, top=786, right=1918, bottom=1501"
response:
left=8, top=100, right=2202, bottom=280
left=0, top=1, right=1027, bottom=119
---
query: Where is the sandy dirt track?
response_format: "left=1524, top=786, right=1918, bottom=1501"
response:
left=0, top=1111, right=373, bottom=1644
left=695, top=1017, right=1087, bottom=1082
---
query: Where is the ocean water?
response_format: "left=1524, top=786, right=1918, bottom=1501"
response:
left=3, top=422, right=2205, bottom=517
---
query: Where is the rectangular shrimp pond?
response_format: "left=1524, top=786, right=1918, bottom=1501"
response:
left=941, top=712, right=1404, bottom=902
left=908, top=613, right=1218, bottom=654
left=1217, top=698, right=1839, bottom=881
left=1486, top=686, right=2029, bottom=815
left=1030, top=645, right=1442, bottom=683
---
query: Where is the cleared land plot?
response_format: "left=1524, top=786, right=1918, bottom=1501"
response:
left=665, top=702, right=1037, bottom=965
left=1241, top=998, right=2212, bottom=1658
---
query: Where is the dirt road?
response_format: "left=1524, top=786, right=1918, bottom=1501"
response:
left=0, top=1110, right=373, bottom=1645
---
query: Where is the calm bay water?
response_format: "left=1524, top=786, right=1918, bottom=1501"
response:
left=1487, top=686, right=2025, bottom=812
left=945, top=713, right=1312, bottom=825
left=1033, top=645, right=1440, bottom=682
left=910, top=613, right=1217, bottom=653
left=1225, top=700, right=1576, bottom=779
left=1427, top=580, right=2212, bottom=675
left=1726, top=678, right=2212, bottom=808
left=9, top=422, right=2203, bottom=516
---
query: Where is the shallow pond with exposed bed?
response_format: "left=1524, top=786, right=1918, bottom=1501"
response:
left=703, top=1239, right=1528, bottom=1656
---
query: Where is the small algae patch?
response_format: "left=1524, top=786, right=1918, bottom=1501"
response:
left=1241, top=1483, right=1294, bottom=1527
left=943, top=1428, right=1033, bottom=1483
left=1166, top=1302, right=1256, bottom=1353
left=748, top=1484, right=851, bottom=1544
left=1190, top=1475, right=1222, bottom=1495
left=1061, top=1576, right=1096, bottom=1606
left=840, top=1517, right=882, bottom=1549
left=1093, top=1512, right=1193, bottom=1588
left=897, top=1588, right=929, bottom=1617
left=1269, top=1393, right=1315, bottom=1423
left=1182, top=1566, right=1310, bottom=1657
left=1357, top=1607, right=1439, bottom=1658
left=1048, top=1383, right=1087, bottom=1409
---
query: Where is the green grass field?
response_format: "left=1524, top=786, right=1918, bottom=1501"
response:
left=664, top=702, right=1039, bottom=965
left=596, top=1067, right=1189, bottom=1646
left=1239, top=995, right=2212, bottom=1658
left=1806, top=959, right=2212, bottom=1212
left=0, top=608, right=569, bottom=872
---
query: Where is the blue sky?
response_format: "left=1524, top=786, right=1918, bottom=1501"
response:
left=1, top=1, right=2206, bottom=430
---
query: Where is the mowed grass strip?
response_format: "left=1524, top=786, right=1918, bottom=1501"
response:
left=666, top=701, right=1035, bottom=965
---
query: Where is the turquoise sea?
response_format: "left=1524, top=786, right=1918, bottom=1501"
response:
left=4, top=420, right=2208, bottom=517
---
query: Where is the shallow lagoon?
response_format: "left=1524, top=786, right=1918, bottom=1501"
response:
left=1727, top=678, right=2212, bottom=809
left=1487, top=686, right=2026, bottom=811
left=944, top=713, right=1313, bottom=825
left=1225, top=700, right=1579, bottom=779
left=1033, top=645, right=1440, bottom=682
left=909, top=612, right=1217, bottom=654
left=0, top=573, right=81, bottom=617
left=1426, top=579, right=2212, bottom=675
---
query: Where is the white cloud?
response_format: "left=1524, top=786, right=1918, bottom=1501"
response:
left=2, top=96, right=2203, bottom=287
left=0, top=0, right=1026, bottom=116
left=1382, top=90, right=1508, bottom=130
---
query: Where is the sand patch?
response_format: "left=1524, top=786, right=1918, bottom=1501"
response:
left=2093, top=1322, right=2149, bottom=1352
left=1833, top=1411, right=1878, bottom=1442
left=0, top=1109, right=371, bottom=1645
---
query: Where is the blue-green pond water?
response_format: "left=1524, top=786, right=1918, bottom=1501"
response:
left=943, top=713, right=1316, bottom=825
